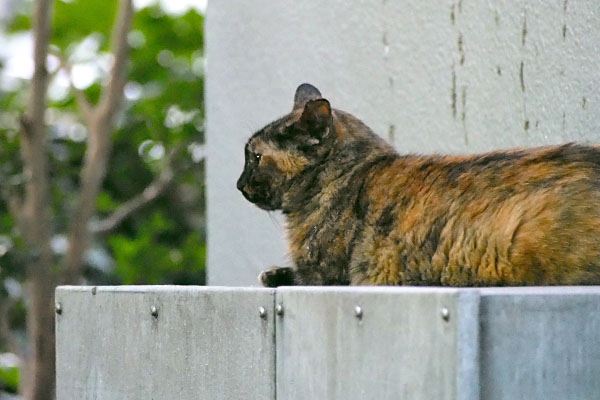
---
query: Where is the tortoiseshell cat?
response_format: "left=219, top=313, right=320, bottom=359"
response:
left=237, top=83, right=600, bottom=287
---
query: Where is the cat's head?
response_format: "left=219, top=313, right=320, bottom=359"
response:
left=237, top=83, right=335, bottom=211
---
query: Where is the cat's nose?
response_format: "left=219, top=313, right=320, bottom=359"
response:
left=236, top=175, right=246, bottom=192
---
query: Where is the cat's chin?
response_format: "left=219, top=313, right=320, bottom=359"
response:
left=240, top=189, right=280, bottom=210
left=245, top=193, right=278, bottom=211
left=254, top=201, right=279, bottom=211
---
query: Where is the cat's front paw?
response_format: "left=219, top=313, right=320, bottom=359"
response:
left=259, top=266, right=295, bottom=287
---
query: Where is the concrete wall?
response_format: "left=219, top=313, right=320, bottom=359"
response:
left=205, top=0, right=600, bottom=285
left=56, top=286, right=600, bottom=399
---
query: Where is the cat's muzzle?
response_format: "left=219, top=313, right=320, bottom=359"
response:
left=237, top=181, right=276, bottom=210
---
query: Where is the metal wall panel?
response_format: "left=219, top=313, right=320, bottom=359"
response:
left=479, top=287, right=600, bottom=400
left=56, top=286, right=600, bottom=399
left=55, top=286, right=275, bottom=400
left=275, top=287, right=480, bottom=400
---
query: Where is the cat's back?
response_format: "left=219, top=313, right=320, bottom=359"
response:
left=367, top=143, right=600, bottom=203
left=352, top=143, right=600, bottom=286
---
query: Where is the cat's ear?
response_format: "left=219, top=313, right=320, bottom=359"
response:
left=298, top=99, right=332, bottom=139
left=293, top=83, right=322, bottom=111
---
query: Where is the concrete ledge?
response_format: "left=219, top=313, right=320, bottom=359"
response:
left=56, top=286, right=600, bottom=400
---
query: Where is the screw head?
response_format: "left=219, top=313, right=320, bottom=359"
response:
left=150, top=305, right=159, bottom=318
left=441, top=307, right=450, bottom=321
left=275, top=304, right=284, bottom=316
left=354, top=305, right=363, bottom=319
left=55, top=302, right=62, bottom=315
left=258, top=306, right=267, bottom=319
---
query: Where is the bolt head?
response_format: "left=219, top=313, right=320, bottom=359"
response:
left=150, top=305, right=159, bottom=318
left=258, top=306, right=267, bottom=319
left=275, top=304, right=284, bottom=316
left=354, top=305, right=363, bottom=319
left=55, top=302, right=62, bottom=315
left=441, top=307, right=450, bottom=321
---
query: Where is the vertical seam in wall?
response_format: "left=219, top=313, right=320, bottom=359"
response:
left=273, top=289, right=278, bottom=400
left=456, top=290, right=481, bottom=400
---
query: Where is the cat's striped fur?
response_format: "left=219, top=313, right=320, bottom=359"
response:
left=237, top=83, right=600, bottom=286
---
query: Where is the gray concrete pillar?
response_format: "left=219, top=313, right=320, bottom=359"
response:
left=206, top=0, right=600, bottom=285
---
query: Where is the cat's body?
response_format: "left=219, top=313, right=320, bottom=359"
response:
left=237, top=83, right=600, bottom=287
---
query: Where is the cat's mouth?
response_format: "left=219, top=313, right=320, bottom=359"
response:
left=238, top=185, right=278, bottom=211
left=247, top=194, right=279, bottom=211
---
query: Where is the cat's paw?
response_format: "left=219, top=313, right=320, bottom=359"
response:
left=259, top=266, right=295, bottom=287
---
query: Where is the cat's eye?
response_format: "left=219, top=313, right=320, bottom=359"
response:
left=254, top=153, right=262, bottom=162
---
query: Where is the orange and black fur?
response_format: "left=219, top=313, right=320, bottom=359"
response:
left=237, top=83, right=600, bottom=287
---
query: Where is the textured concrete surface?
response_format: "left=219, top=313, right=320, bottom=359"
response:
left=56, top=286, right=600, bottom=399
left=206, top=0, right=600, bottom=286
left=55, top=286, right=275, bottom=400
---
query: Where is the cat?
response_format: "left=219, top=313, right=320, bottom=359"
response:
left=237, top=83, right=600, bottom=287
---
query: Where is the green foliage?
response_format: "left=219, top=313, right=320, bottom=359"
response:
left=7, top=13, right=30, bottom=32
left=0, top=2, right=206, bottom=393
left=52, top=0, right=118, bottom=51
left=110, top=211, right=205, bottom=285
left=0, top=366, right=19, bottom=393
left=125, top=6, right=205, bottom=146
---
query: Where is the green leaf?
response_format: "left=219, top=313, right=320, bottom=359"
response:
left=0, top=366, right=19, bottom=393
left=7, top=13, right=31, bottom=32
left=51, top=0, right=118, bottom=51
left=97, top=192, right=118, bottom=213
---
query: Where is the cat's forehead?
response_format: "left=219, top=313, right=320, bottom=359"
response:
left=263, top=112, right=299, bottom=133
left=247, top=131, right=273, bottom=153
left=248, top=111, right=301, bottom=149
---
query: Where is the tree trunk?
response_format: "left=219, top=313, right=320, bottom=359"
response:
left=18, top=1, right=133, bottom=397
left=23, top=271, right=56, bottom=400
left=19, top=0, right=56, bottom=398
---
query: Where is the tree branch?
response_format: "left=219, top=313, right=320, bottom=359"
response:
left=26, top=0, right=52, bottom=136
left=63, top=0, right=134, bottom=282
left=91, top=144, right=189, bottom=234
left=19, top=115, right=33, bottom=139
left=91, top=165, right=175, bottom=235
left=49, top=49, right=93, bottom=122
left=97, top=0, right=134, bottom=122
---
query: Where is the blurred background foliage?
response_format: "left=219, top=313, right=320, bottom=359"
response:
left=0, top=0, right=205, bottom=393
